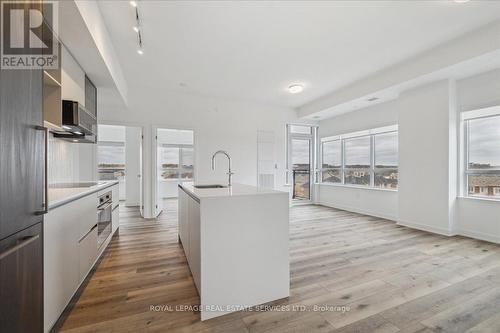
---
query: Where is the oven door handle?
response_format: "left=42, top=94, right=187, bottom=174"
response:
left=97, top=201, right=112, bottom=211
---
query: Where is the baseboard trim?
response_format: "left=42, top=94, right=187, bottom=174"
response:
left=455, top=228, right=500, bottom=244
left=318, top=201, right=397, bottom=222
left=397, top=219, right=455, bottom=236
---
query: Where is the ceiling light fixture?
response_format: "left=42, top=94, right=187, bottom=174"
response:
left=288, top=84, right=304, bottom=94
left=130, top=1, right=137, bottom=7
left=132, top=2, right=144, bottom=55
left=453, top=0, right=470, bottom=3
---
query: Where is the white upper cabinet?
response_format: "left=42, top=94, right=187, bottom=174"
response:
left=61, top=46, right=85, bottom=105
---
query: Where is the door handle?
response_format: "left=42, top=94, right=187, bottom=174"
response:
left=0, top=235, right=40, bottom=260
left=35, top=126, right=49, bottom=215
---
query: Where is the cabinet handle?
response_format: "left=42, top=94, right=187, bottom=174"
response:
left=0, top=235, right=40, bottom=260
left=35, top=125, right=49, bottom=215
left=79, top=224, right=98, bottom=242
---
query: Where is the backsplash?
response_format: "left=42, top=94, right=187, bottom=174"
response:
left=48, top=133, right=97, bottom=185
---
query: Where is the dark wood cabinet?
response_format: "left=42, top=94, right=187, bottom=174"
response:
left=0, top=223, right=43, bottom=333
left=0, top=68, right=44, bottom=240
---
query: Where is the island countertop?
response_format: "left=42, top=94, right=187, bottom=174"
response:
left=178, top=182, right=287, bottom=201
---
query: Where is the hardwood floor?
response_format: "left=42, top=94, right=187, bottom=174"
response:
left=56, top=203, right=500, bottom=333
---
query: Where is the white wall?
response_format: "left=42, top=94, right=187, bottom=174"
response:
left=98, top=124, right=125, bottom=142
left=317, top=69, right=500, bottom=244
left=125, top=127, right=141, bottom=206
left=455, top=69, right=500, bottom=242
left=318, top=100, right=399, bottom=220
left=100, top=90, right=302, bottom=218
left=398, top=80, right=456, bottom=235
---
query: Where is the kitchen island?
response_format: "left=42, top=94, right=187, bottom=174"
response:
left=178, top=182, right=289, bottom=320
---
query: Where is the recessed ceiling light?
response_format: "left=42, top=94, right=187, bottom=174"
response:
left=133, top=26, right=139, bottom=33
left=453, top=0, right=470, bottom=3
left=137, top=49, right=144, bottom=55
left=288, top=84, right=304, bottom=94
left=72, top=139, right=78, bottom=142
left=130, top=1, right=138, bottom=7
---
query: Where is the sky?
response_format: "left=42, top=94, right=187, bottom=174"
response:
left=469, top=116, right=500, bottom=167
left=321, top=132, right=398, bottom=168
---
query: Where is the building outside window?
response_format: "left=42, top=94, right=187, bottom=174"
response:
left=320, top=125, right=398, bottom=190
left=464, top=107, right=500, bottom=199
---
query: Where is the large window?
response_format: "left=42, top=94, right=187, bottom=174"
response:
left=344, top=136, right=371, bottom=186
left=158, top=145, right=194, bottom=180
left=97, top=142, right=125, bottom=181
left=464, top=109, right=500, bottom=199
left=320, top=126, right=398, bottom=189
left=321, top=140, right=342, bottom=183
left=374, top=132, right=398, bottom=189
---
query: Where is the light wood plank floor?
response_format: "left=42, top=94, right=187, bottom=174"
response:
left=56, top=203, right=500, bottom=333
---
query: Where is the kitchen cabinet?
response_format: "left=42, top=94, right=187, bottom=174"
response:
left=61, top=46, right=85, bottom=106
left=177, top=187, right=201, bottom=293
left=188, top=198, right=201, bottom=291
left=78, top=225, right=98, bottom=280
left=44, top=194, right=96, bottom=333
left=0, top=223, right=43, bottom=333
left=85, top=75, right=97, bottom=117
left=0, top=15, right=44, bottom=331
left=178, top=189, right=189, bottom=258
left=112, top=206, right=119, bottom=235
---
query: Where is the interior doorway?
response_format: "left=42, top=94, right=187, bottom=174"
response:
left=154, top=128, right=195, bottom=217
left=97, top=124, right=143, bottom=216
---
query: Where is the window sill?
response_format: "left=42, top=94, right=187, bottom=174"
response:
left=319, top=183, right=398, bottom=192
left=458, top=196, right=500, bottom=203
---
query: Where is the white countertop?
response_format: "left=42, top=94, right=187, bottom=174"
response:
left=48, top=181, right=118, bottom=210
left=179, top=182, right=287, bottom=201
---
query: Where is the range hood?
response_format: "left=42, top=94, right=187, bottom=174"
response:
left=53, top=100, right=97, bottom=143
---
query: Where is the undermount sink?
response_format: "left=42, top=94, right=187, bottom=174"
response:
left=194, top=184, right=227, bottom=189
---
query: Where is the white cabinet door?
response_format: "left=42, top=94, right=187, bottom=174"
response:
left=61, top=46, right=85, bottom=105
left=44, top=194, right=97, bottom=333
left=112, top=206, right=119, bottom=235
left=112, top=184, right=119, bottom=210
left=44, top=204, right=80, bottom=332
left=188, top=199, right=201, bottom=293
left=178, top=189, right=189, bottom=259
left=78, top=226, right=98, bottom=281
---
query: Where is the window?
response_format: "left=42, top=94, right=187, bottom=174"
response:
left=321, top=140, right=342, bottom=183
left=158, top=145, right=194, bottom=181
left=464, top=110, right=500, bottom=199
left=320, top=126, right=398, bottom=189
left=374, top=131, right=398, bottom=189
left=97, top=142, right=125, bottom=181
left=344, top=136, right=371, bottom=186
left=286, top=124, right=318, bottom=201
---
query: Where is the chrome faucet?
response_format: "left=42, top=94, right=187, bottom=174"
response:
left=211, top=150, right=234, bottom=187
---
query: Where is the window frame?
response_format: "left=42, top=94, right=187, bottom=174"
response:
left=320, top=126, right=398, bottom=191
left=463, top=108, right=500, bottom=201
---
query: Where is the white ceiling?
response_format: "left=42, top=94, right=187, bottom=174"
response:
left=97, top=0, right=500, bottom=109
